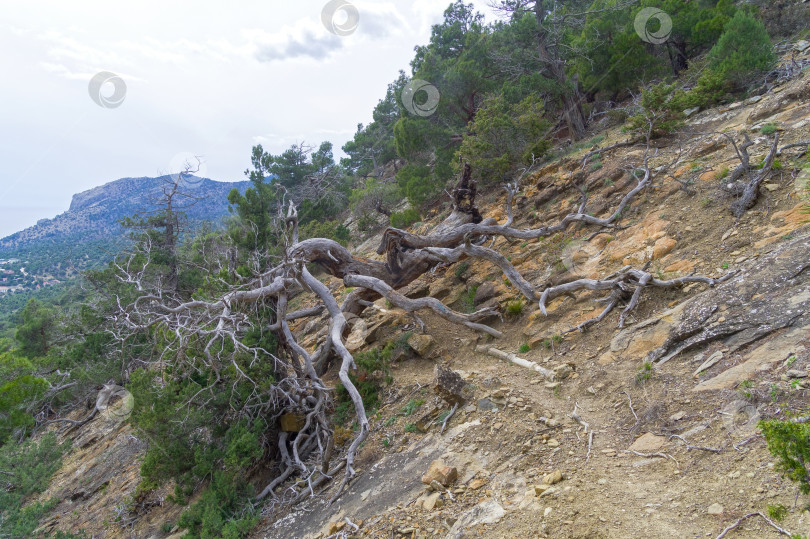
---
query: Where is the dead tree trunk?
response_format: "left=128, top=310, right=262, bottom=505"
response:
left=729, top=133, right=780, bottom=217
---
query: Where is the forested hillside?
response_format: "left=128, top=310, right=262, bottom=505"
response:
left=1, top=1, right=809, bottom=538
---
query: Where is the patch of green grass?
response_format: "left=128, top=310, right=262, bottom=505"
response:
left=772, top=159, right=783, bottom=171
left=738, top=379, right=755, bottom=399
left=721, top=262, right=730, bottom=269
left=635, top=361, right=653, bottom=385
left=540, top=334, right=563, bottom=350
left=589, top=160, right=603, bottom=172
left=458, top=285, right=478, bottom=314
left=454, top=262, right=470, bottom=281
left=384, top=416, right=396, bottom=427
left=505, top=299, right=524, bottom=317
left=518, top=343, right=530, bottom=354
left=604, top=178, right=614, bottom=187
left=401, top=399, right=425, bottom=416
left=404, top=423, right=419, bottom=433
left=761, top=123, right=777, bottom=135
left=767, top=503, right=788, bottom=522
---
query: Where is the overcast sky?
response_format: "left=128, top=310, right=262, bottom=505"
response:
left=0, top=0, right=500, bottom=239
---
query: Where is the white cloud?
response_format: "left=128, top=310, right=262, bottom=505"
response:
left=0, top=0, right=477, bottom=238
left=255, top=28, right=344, bottom=62
left=354, top=2, right=411, bottom=38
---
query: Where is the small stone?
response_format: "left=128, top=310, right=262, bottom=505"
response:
left=408, top=333, right=436, bottom=357
left=628, top=433, right=667, bottom=452
left=669, top=411, right=686, bottom=421
left=707, top=503, right=724, bottom=515
left=543, top=469, right=564, bottom=485
left=684, top=106, right=700, bottom=117
left=546, top=438, right=560, bottom=448
left=538, top=487, right=558, bottom=498
left=653, top=237, right=677, bottom=260
left=429, top=479, right=445, bottom=492
left=543, top=507, right=553, bottom=518
left=423, top=492, right=443, bottom=511
left=478, top=398, right=497, bottom=412
left=469, top=479, right=486, bottom=490
left=787, top=370, right=808, bottom=379
left=422, top=460, right=458, bottom=487
left=474, top=282, right=498, bottom=304
left=544, top=382, right=561, bottom=390
left=552, top=363, right=573, bottom=379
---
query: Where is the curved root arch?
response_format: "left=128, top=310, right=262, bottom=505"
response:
left=112, top=142, right=729, bottom=506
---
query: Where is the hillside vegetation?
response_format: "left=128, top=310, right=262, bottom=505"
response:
left=1, top=2, right=810, bottom=538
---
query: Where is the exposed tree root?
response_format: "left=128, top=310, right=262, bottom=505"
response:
left=35, top=383, right=129, bottom=433
left=715, top=512, right=793, bottom=538
left=476, top=345, right=555, bottom=379
left=669, top=434, right=722, bottom=453
left=110, top=138, right=728, bottom=508
left=730, top=133, right=780, bottom=217
left=539, top=266, right=734, bottom=332
left=715, top=132, right=781, bottom=217
left=620, top=450, right=679, bottom=467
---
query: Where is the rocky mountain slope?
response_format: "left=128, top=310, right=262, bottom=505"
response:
left=0, top=176, right=248, bottom=282
left=1, top=176, right=248, bottom=250
left=27, top=45, right=810, bottom=539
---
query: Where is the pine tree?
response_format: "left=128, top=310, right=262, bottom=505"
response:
left=709, top=10, right=776, bottom=87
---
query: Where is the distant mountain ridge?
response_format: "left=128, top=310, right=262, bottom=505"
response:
left=0, top=176, right=249, bottom=282
left=1, top=175, right=249, bottom=251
